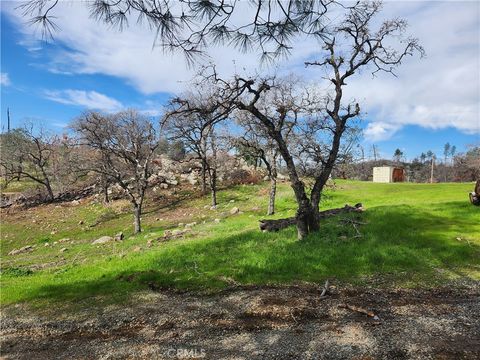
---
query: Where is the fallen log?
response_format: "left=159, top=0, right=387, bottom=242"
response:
left=259, top=203, right=364, bottom=232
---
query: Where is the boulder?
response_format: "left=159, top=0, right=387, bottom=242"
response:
left=114, top=232, right=124, bottom=241
left=171, top=229, right=184, bottom=236
left=185, top=222, right=197, bottom=228
left=8, top=245, right=34, bottom=256
left=230, top=207, right=240, bottom=215
left=59, top=247, right=68, bottom=253
left=214, top=218, right=221, bottom=223
left=92, top=236, right=114, bottom=245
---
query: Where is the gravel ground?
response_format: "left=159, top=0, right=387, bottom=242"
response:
left=1, top=284, right=479, bottom=359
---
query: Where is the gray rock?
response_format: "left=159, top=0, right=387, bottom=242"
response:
left=92, top=236, right=114, bottom=245
left=59, top=247, right=68, bottom=253
left=171, top=229, right=184, bottom=236
left=8, top=245, right=34, bottom=256
left=114, top=232, right=124, bottom=241
left=230, top=207, right=240, bottom=215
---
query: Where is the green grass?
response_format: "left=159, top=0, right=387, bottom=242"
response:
left=1, top=179, right=38, bottom=193
left=1, top=180, right=479, bottom=308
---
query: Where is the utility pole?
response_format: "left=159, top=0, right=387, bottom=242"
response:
left=7, top=107, right=11, bottom=132
left=430, top=155, right=435, bottom=183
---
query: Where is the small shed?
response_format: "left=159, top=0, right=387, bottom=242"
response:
left=373, top=166, right=405, bottom=183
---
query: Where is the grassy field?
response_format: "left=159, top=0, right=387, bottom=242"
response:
left=1, top=180, right=479, bottom=308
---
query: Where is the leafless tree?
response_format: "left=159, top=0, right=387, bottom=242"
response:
left=233, top=123, right=280, bottom=215
left=175, top=2, right=422, bottom=239
left=72, top=110, right=159, bottom=233
left=19, top=0, right=342, bottom=64
left=0, top=126, right=58, bottom=200
left=453, top=146, right=480, bottom=181
left=163, top=77, right=232, bottom=206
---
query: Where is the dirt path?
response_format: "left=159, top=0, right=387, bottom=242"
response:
left=1, top=285, right=479, bottom=359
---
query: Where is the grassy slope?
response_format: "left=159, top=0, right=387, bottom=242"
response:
left=1, top=180, right=479, bottom=307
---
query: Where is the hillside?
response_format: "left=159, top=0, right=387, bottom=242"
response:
left=2, top=180, right=479, bottom=307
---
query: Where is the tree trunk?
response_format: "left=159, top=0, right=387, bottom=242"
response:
left=209, top=129, right=218, bottom=207
left=211, top=181, right=217, bottom=207
left=267, top=177, right=276, bottom=215
left=133, top=203, right=142, bottom=234
left=267, top=152, right=278, bottom=216
left=201, top=157, right=208, bottom=194
left=295, top=200, right=317, bottom=240
left=103, top=183, right=110, bottom=203
left=44, top=178, right=54, bottom=201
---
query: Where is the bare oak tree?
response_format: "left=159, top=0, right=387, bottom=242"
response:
left=0, top=127, right=57, bottom=200
left=175, top=2, right=423, bottom=239
left=163, top=78, right=232, bottom=207
left=231, top=125, right=279, bottom=216
left=72, top=110, right=159, bottom=233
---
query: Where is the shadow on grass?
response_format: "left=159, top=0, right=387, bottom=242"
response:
left=5, top=201, right=479, bottom=306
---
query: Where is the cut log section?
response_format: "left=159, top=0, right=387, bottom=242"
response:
left=259, top=203, right=364, bottom=232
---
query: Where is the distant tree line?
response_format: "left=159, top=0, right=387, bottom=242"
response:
left=331, top=144, right=479, bottom=183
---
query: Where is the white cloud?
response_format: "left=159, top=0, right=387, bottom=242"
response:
left=1, top=1, right=319, bottom=94
left=1, top=73, right=11, bottom=86
left=364, top=122, right=402, bottom=142
left=44, top=89, right=123, bottom=112
left=2, top=1, right=480, bottom=139
left=341, top=1, right=480, bottom=140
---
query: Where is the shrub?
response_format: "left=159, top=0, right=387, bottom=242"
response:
left=226, top=169, right=262, bottom=186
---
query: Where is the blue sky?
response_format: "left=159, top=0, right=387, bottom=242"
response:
left=1, top=1, right=479, bottom=161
